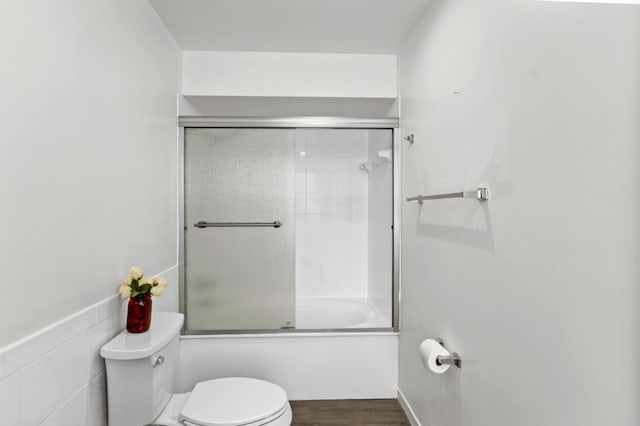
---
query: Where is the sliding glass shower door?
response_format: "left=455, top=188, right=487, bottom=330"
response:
left=184, top=129, right=296, bottom=331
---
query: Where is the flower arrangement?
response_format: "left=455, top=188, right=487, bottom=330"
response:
left=118, top=266, right=168, bottom=299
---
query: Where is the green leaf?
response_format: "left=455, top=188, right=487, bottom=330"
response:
left=139, top=284, right=152, bottom=294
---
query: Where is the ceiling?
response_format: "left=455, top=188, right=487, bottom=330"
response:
left=148, top=0, right=431, bottom=54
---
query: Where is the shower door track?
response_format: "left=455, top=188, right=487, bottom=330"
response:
left=178, top=116, right=399, bottom=129
left=178, top=119, right=401, bottom=334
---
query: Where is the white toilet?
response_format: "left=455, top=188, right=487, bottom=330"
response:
left=100, top=312, right=292, bottom=426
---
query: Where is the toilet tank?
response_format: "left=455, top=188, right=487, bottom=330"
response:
left=101, top=312, right=184, bottom=426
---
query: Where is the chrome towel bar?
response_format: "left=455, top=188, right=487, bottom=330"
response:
left=407, top=187, right=489, bottom=203
left=194, top=221, right=282, bottom=228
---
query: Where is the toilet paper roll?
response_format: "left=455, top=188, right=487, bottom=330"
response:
left=419, top=338, right=451, bottom=374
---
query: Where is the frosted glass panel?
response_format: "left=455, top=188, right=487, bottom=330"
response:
left=294, top=129, right=369, bottom=298
left=184, top=129, right=295, bottom=331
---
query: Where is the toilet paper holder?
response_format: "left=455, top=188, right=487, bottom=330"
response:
left=435, top=337, right=462, bottom=368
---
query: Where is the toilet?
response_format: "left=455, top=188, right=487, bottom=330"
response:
left=100, top=312, right=292, bottom=426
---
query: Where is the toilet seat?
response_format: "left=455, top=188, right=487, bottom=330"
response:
left=179, top=377, right=289, bottom=426
left=182, top=405, right=289, bottom=426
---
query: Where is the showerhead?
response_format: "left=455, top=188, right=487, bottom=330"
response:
left=359, top=149, right=392, bottom=173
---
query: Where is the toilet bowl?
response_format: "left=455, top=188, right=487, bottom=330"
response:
left=100, top=312, right=292, bottom=426
left=154, top=378, right=292, bottom=426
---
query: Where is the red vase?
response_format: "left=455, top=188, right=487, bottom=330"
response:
left=127, top=293, right=152, bottom=333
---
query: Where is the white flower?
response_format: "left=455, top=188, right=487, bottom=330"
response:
left=150, top=285, right=164, bottom=296
left=129, top=266, right=143, bottom=280
left=117, top=267, right=168, bottom=298
left=118, top=284, right=131, bottom=299
left=139, top=277, right=153, bottom=286
left=153, top=276, right=168, bottom=288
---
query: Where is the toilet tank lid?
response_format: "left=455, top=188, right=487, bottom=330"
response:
left=100, top=312, right=184, bottom=360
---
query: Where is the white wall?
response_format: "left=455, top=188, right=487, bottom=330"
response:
left=398, top=1, right=640, bottom=425
left=182, top=51, right=397, bottom=98
left=0, top=0, right=181, bottom=423
left=0, top=0, right=181, bottom=349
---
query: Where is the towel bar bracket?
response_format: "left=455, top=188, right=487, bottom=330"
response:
left=436, top=352, right=462, bottom=368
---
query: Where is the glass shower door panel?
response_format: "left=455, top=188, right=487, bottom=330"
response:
left=184, top=129, right=295, bottom=331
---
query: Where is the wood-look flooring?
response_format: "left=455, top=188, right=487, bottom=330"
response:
left=290, top=399, right=411, bottom=425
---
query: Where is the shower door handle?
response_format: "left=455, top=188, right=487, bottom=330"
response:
left=194, top=221, right=282, bottom=228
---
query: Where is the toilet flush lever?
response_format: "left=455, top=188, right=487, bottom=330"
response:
left=152, top=356, right=165, bottom=368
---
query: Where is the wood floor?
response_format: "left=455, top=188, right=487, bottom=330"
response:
left=290, top=399, right=411, bottom=425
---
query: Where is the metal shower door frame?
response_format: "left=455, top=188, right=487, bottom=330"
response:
left=178, top=117, right=400, bottom=334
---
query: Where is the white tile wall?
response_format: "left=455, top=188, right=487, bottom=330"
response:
left=57, top=387, right=88, bottom=426
left=87, top=373, right=108, bottom=426
left=0, top=265, right=178, bottom=426
left=38, top=415, right=57, bottom=426
left=88, top=320, right=112, bottom=379
left=0, top=371, right=21, bottom=425
left=0, top=296, right=121, bottom=426
left=21, top=350, right=59, bottom=425
left=59, top=332, right=89, bottom=403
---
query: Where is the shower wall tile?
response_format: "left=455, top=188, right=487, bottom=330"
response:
left=323, top=175, right=339, bottom=193
left=305, top=173, right=318, bottom=191
left=0, top=264, right=178, bottom=426
left=295, top=193, right=306, bottom=214
left=295, top=173, right=306, bottom=191
left=321, top=194, right=337, bottom=214
left=295, top=213, right=307, bottom=228
left=322, top=214, right=339, bottom=225
left=306, top=214, right=322, bottom=226
left=306, top=193, right=323, bottom=214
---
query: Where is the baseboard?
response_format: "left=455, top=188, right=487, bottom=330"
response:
left=398, top=388, right=421, bottom=426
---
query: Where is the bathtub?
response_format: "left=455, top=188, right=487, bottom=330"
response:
left=177, top=298, right=397, bottom=400
left=295, top=297, right=391, bottom=329
left=178, top=331, right=397, bottom=400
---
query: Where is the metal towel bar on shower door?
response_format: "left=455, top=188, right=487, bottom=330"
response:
left=194, top=221, right=282, bottom=228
